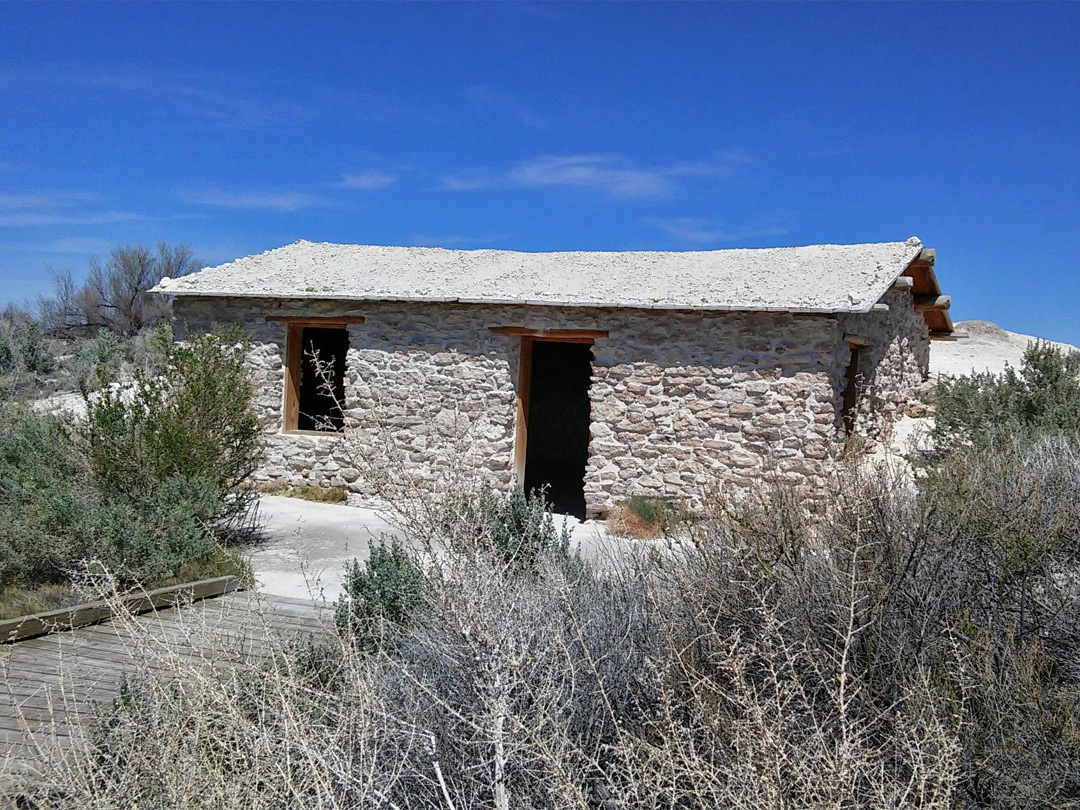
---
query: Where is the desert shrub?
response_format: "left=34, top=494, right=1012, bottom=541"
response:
left=614, top=494, right=696, bottom=538
left=0, top=310, right=57, bottom=403
left=21, top=442, right=1080, bottom=809
left=85, top=328, right=262, bottom=526
left=0, top=317, right=54, bottom=375
left=933, top=340, right=1080, bottom=454
left=0, top=410, right=242, bottom=589
left=57, top=324, right=173, bottom=392
left=439, top=484, right=575, bottom=573
left=0, top=330, right=262, bottom=593
left=31, top=496, right=959, bottom=809
left=708, top=437, right=1080, bottom=809
left=334, top=538, right=425, bottom=650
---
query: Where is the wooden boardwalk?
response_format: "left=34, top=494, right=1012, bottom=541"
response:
left=0, top=590, right=328, bottom=792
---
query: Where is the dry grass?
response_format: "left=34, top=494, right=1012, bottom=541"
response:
left=259, top=481, right=349, bottom=503
left=606, top=503, right=662, bottom=538
left=8, top=375, right=1078, bottom=808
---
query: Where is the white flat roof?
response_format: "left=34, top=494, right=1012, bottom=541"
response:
left=153, top=237, right=926, bottom=313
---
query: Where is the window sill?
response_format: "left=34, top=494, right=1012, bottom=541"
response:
left=280, top=429, right=345, bottom=437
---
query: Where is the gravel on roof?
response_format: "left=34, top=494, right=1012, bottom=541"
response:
left=153, top=237, right=926, bottom=313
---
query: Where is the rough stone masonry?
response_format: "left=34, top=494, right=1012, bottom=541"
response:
left=172, top=285, right=932, bottom=515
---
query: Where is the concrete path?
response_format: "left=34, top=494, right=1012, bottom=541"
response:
left=250, top=496, right=621, bottom=602
left=250, top=496, right=402, bottom=603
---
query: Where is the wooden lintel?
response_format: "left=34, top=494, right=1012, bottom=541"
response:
left=871, top=303, right=890, bottom=313
left=844, top=333, right=872, bottom=347
left=268, top=316, right=365, bottom=326
left=490, top=327, right=609, bottom=341
left=914, top=294, right=951, bottom=312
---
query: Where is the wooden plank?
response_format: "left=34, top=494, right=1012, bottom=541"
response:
left=490, top=327, right=608, bottom=341
left=284, top=323, right=302, bottom=432
left=0, top=592, right=331, bottom=780
left=513, top=337, right=533, bottom=484
left=843, top=333, right=872, bottom=347
left=0, top=577, right=242, bottom=644
left=267, top=316, right=364, bottom=326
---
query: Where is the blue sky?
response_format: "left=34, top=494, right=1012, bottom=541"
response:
left=1, top=2, right=1078, bottom=343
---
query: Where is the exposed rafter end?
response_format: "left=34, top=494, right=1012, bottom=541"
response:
left=914, top=294, right=951, bottom=312
left=871, top=303, right=890, bottom=313
left=889, top=276, right=915, bottom=293
left=916, top=247, right=936, bottom=266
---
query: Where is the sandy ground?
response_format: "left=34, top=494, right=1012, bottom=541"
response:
left=930, top=320, right=1079, bottom=377
left=250, top=495, right=618, bottom=602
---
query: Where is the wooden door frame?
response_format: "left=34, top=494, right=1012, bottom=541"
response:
left=509, top=329, right=607, bottom=484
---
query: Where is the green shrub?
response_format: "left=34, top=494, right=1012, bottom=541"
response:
left=0, top=409, right=246, bottom=589
left=443, top=484, right=575, bottom=574
left=85, top=328, right=262, bottom=526
left=0, top=329, right=263, bottom=593
left=932, top=340, right=1080, bottom=454
left=334, top=538, right=424, bottom=651
left=0, top=313, right=55, bottom=380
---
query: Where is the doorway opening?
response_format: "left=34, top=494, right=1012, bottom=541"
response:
left=521, top=339, right=594, bottom=520
left=842, top=343, right=862, bottom=435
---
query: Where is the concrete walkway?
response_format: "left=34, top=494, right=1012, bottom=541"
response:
left=250, top=496, right=621, bottom=602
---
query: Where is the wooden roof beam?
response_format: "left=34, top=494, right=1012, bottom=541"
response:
left=914, top=294, right=951, bottom=312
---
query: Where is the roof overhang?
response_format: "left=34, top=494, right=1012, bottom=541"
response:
left=883, top=247, right=954, bottom=337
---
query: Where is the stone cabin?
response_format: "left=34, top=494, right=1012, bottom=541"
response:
left=154, top=237, right=953, bottom=519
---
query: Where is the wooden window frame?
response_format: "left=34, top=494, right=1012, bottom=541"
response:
left=278, top=317, right=364, bottom=434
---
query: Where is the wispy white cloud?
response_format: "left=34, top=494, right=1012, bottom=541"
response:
left=0, top=212, right=144, bottom=226
left=0, top=188, right=145, bottom=227
left=3, top=236, right=116, bottom=255
left=335, top=171, right=398, bottom=190
left=0, top=66, right=314, bottom=130
left=463, top=85, right=545, bottom=129
left=0, top=190, right=104, bottom=210
left=180, top=189, right=330, bottom=212
left=644, top=217, right=788, bottom=245
left=442, top=151, right=752, bottom=200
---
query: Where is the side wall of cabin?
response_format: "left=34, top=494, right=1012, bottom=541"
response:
left=171, top=296, right=925, bottom=512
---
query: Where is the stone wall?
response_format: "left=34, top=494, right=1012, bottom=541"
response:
left=172, top=295, right=927, bottom=513
left=836, top=288, right=931, bottom=445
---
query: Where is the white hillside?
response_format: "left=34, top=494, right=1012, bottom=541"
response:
left=930, top=320, right=1079, bottom=378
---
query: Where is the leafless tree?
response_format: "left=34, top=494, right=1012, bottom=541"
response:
left=38, top=242, right=201, bottom=337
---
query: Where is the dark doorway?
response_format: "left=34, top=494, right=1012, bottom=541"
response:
left=523, top=340, right=593, bottom=520
left=297, top=326, right=347, bottom=432
left=843, top=344, right=861, bottom=434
